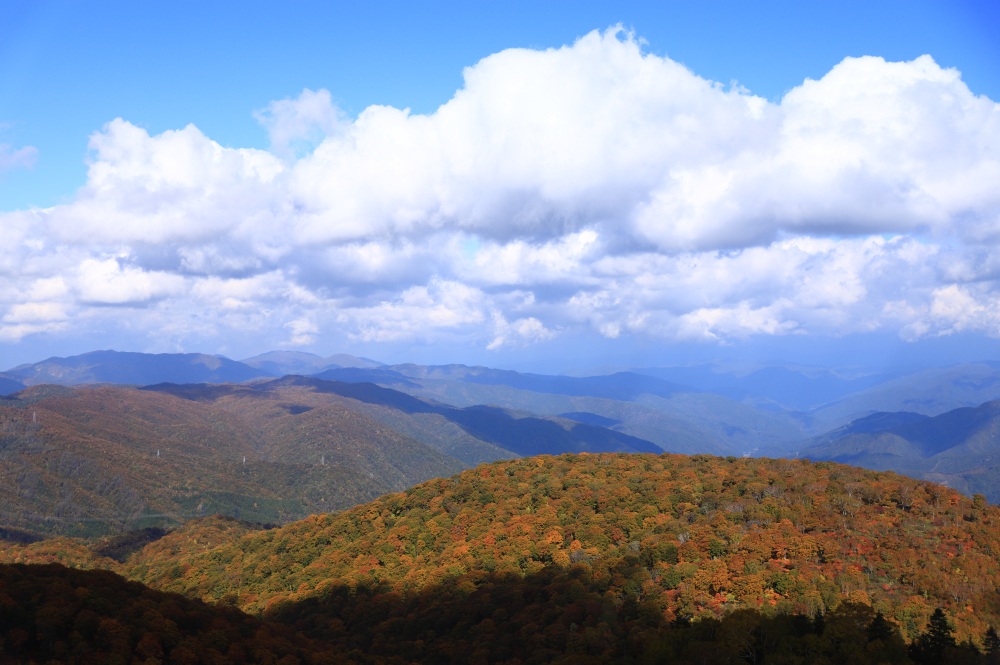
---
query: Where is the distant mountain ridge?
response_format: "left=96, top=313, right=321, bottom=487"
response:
left=3, top=349, right=387, bottom=388
left=0, top=373, right=25, bottom=395
left=9, top=349, right=1000, bottom=491
left=146, top=375, right=663, bottom=458
left=6, top=350, right=269, bottom=386
left=240, top=350, right=383, bottom=376
left=804, top=399, right=1000, bottom=501
left=378, top=364, right=694, bottom=400
left=635, top=363, right=894, bottom=411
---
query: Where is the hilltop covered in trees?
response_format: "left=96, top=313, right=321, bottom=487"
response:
left=0, top=454, right=1000, bottom=663
left=6, top=453, right=1000, bottom=662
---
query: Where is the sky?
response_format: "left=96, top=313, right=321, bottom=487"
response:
left=1, top=0, right=1000, bottom=373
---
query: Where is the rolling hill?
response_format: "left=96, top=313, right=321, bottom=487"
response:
left=6, top=452, right=998, bottom=663
left=1, top=376, right=665, bottom=539
left=124, top=454, right=999, bottom=642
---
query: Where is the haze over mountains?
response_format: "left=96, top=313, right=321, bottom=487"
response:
left=5, top=348, right=1000, bottom=525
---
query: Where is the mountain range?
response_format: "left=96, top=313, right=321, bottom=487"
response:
left=5, top=349, right=1000, bottom=661
left=802, top=399, right=1000, bottom=500
left=5, top=348, right=1000, bottom=524
left=0, top=374, right=660, bottom=539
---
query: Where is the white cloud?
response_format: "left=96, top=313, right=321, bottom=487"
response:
left=336, top=279, right=487, bottom=343
left=285, top=317, right=319, bottom=346
left=49, top=119, right=285, bottom=247
left=255, top=88, right=349, bottom=158
left=0, top=143, right=38, bottom=172
left=487, top=310, right=557, bottom=350
left=74, top=257, right=185, bottom=305
left=3, top=301, right=68, bottom=324
left=2, top=27, right=999, bottom=357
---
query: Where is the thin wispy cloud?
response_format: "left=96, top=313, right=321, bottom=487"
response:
left=2, top=28, right=998, bottom=355
left=0, top=143, right=37, bottom=172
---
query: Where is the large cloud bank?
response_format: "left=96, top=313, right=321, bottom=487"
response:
left=2, top=29, right=999, bottom=353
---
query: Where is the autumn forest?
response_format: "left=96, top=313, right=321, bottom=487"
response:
left=5, top=354, right=1000, bottom=663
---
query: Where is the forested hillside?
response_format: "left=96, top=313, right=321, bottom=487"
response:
left=4, top=453, right=1000, bottom=662
left=0, top=563, right=343, bottom=664
left=0, top=382, right=465, bottom=537
left=0, top=377, right=664, bottom=539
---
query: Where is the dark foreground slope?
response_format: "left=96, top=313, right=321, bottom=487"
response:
left=3, top=560, right=977, bottom=664
left=0, top=563, right=343, bottom=664
left=114, top=454, right=1000, bottom=654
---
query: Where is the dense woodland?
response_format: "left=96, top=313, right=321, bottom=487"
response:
left=4, top=453, right=1000, bottom=662
left=0, top=379, right=664, bottom=540
left=0, top=563, right=344, bottom=664
left=0, top=382, right=468, bottom=538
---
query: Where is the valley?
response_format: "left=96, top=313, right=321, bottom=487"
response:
left=4, top=349, right=1000, bottom=662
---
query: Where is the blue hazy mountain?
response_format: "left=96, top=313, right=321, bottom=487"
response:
left=0, top=374, right=26, bottom=396
left=241, top=350, right=384, bottom=376
left=150, top=375, right=662, bottom=458
left=324, top=363, right=805, bottom=457
left=634, top=364, right=894, bottom=411
left=803, top=399, right=1000, bottom=501
left=5, top=350, right=268, bottom=386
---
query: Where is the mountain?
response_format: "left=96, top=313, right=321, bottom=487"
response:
left=241, top=350, right=383, bottom=376
left=384, top=365, right=693, bottom=400
left=152, top=375, right=663, bottom=459
left=10, top=349, right=1000, bottom=467
left=325, top=363, right=807, bottom=456
left=5, top=350, right=268, bottom=386
left=803, top=399, right=1000, bottom=501
left=806, top=361, right=1000, bottom=431
left=313, top=365, right=421, bottom=387
left=0, top=373, right=26, bottom=395
left=0, top=375, right=665, bottom=539
left=0, top=381, right=465, bottom=538
left=636, top=363, right=895, bottom=411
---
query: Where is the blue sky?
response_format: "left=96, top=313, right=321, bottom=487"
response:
left=1, top=1, right=999, bottom=372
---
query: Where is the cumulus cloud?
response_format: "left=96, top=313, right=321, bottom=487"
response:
left=488, top=310, right=558, bottom=350
left=285, top=317, right=319, bottom=346
left=335, top=279, right=487, bottom=343
left=1, top=27, right=999, bottom=356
